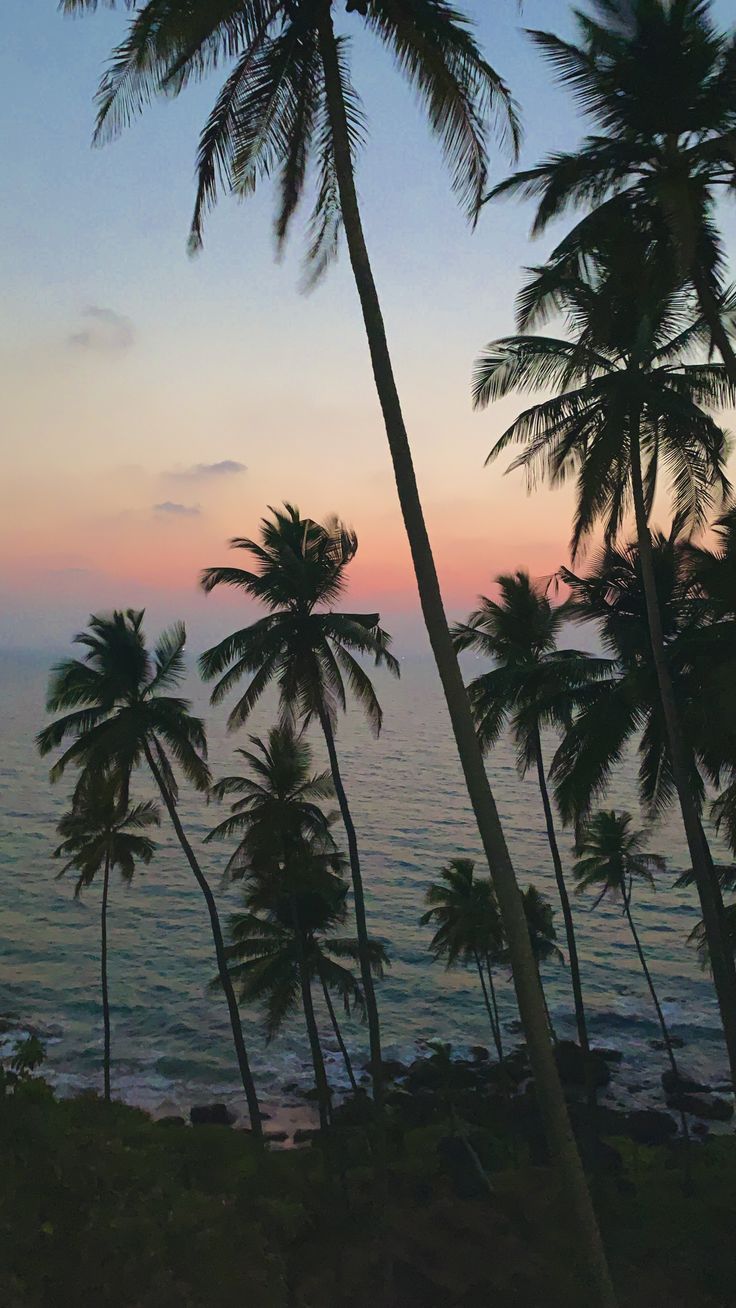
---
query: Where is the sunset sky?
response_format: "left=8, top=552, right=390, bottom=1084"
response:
left=2, top=0, right=734, bottom=654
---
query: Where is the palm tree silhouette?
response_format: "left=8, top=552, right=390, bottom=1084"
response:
left=54, top=769, right=159, bottom=1101
left=453, top=571, right=610, bottom=1085
left=520, top=885, right=565, bottom=1044
left=201, top=505, right=397, bottom=1102
left=66, top=3, right=615, bottom=1285
left=474, top=223, right=736, bottom=1087
left=574, top=810, right=691, bottom=1153
left=37, top=609, right=262, bottom=1135
left=421, top=858, right=506, bottom=1063
left=487, top=0, right=736, bottom=379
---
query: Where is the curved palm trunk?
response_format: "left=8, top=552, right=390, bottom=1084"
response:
left=474, top=948, right=503, bottom=1061
left=320, top=974, right=358, bottom=1093
left=101, top=849, right=111, bottom=1103
left=537, top=964, right=557, bottom=1044
left=692, top=269, right=736, bottom=386
left=630, top=427, right=736, bottom=1086
left=622, top=891, right=691, bottom=1162
left=317, top=13, right=617, bottom=1303
left=484, top=953, right=504, bottom=1062
left=533, top=730, right=594, bottom=1106
left=317, top=704, right=383, bottom=1104
left=142, top=741, right=262, bottom=1138
left=294, top=937, right=332, bottom=1135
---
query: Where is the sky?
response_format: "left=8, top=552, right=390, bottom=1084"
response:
left=2, top=0, right=735, bottom=655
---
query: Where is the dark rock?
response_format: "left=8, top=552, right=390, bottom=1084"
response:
left=258, top=1110, right=272, bottom=1121
left=293, top=1128, right=319, bottom=1145
left=264, top=1130, right=288, bottom=1143
left=157, top=1115, right=186, bottom=1127
left=555, top=1040, right=611, bottom=1089
left=303, top=1086, right=321, bottom=1101
left=190, top=1103, right=235, bottom=1127
left=282, top=1081, right=299, bottom=1095
left=436, top=1135, right=491, bottom=1200
left=667, top=1093, right=734, bottom=1122
left=691, top=1121, right=709, bottom=1138
left=661, top=1069, right=709, bottom=1096
left=469, top=1045, right=490, bottom=1062
left=650, top=1036, right=685, bottom=1051
left=593, top=1047, right=623, bottom=1064
left=626, top=1108, right=678, bottom=1145
left=362, top=1058, right=408, bottom=1081
left=505, top=1020, right=524, bottom=1035
left=405, top=1058, right=444, bottom=1091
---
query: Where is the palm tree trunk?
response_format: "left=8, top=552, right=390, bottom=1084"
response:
left=537, top=964, right=557, bottom=1043
left=474, top=948, right=503, bottom=1061
left=317, top=704, right=383, bottom=1104
left=290, top=902, right=332, bottom=1133
left=142, top=740, right=263, bottom=1138
left=485, top=953, right=504, bottom=1062
left=629, top=426, right=736, bottom=1086
left=317, top=13, right=617, bottom=1302
left=533, top=730, right=594, bottom=1106
left=692, top=269, right=736, bottom=386
left=320, top=972, right=359, bottom=1093
left=101, top=849, right=111, bottom=1103
left=622, top=891, right=692, bottom=1161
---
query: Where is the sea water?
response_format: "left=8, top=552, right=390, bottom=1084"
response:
left=0, top=648, right=730, bottom=1120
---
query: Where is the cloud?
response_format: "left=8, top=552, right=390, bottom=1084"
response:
left=153, top=501, right=201, bottom=517
left=169, top=459, right=247, bottom=480
left=68, top=306, right=135, bottom=352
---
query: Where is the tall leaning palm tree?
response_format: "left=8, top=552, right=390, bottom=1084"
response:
left=487, top=0, right=736, bottom=379
left=453, top=571, right=611, bottom=1087
left=37, top=609, right=262, bottom=1136
left=574, top=810, right=690, bottom=1152
left=65, top=5, right=615, bottom=1292
left=474, top=222, right=736, bottom=1088
left=200, top=505, right=398, bottom=1102
left=421, top=857, right=506, bottom=1063
left=54, top=770, right=159, bottom=1102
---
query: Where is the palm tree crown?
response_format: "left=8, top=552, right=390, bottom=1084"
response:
left=200, top=504, right=399, bottom=730
left=573, top=810, right=665, bottom=906
left=520, top=885, right=565, bottom=969
left=421, top=857, right=503, bottom=968
left=55, top=770, right=159, bottom=895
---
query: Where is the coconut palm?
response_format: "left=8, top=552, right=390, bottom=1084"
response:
left=54, top=770, right=159, bottom=1101
left=453, top=571, right=611, bottom=1083
left=574, top=811, right=690, bottom=1148
left=206, top=722, right=337, bottom=880
left=687, top=506, right=736, bottom=620
left=67, top=3, right=616, bottom=1287
left=421, top=858, right=506, bottom=1062
left=36, top=609, right=262, bottom=1135
left=200, top=505, right=397, bottom=1102
left=487, top=0, right=736, bottom=378
left=519, top=885, right=565, bottom=1043
left=474, top=223, right=736, bottom=1087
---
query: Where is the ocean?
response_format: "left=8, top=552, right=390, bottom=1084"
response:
left=0, top=646, right=731, bottom=1123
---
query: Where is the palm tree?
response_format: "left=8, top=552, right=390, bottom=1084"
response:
left=574, top=811, right=690, bottom=1148
left=37, top=609, right=262, bottom=1136
left=200, top=505, right=398, bottom=1102
left=66, top=5, right=616, bottom=1289
left=487, top=0, right=736, bottom=379
left=453, top=571, right=611, bottom=1084
left=421, top=858, right=506, bottom=1063
left=520, top=885, right=565, bottom=1043
left=473, top=225, right=736, bottom=1087
left=54, top=770, right=159, bottom=1101
left=687, top=506, right=736, bottom=619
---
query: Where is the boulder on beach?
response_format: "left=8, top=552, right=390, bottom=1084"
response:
left=293, top=1127, right=319, bottom=1145
left=661, top=1069, right=709, bottom=1096
left=190, top=1103, right=235, bottom=1127
left=626, top=1108, right=678, bottom=1145
left=469, top=1045, right=490, bottom=1062
left=554, top=1040, right=611, bottom=1089
left=650, top=1035, right=685, bottom=1051
left=362, top=1058, right=408, bottom=1081
left=667, top=1093, right=734, bottom=1122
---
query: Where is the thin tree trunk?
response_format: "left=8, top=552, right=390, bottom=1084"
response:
left=538, top=964, right=557, bottom=1043
left=291, top=908, right=332, bottom=1134
left=101, top=849, right=111, bottom=1103
left=692, top=269, right=736, bottom=386
left=317, top=13, right=617, bottom=1303
left=317, top=705, right=383, bottom=1105
left=320, top=972, right=358, bottom=1093
left=474, top=948, right=502, bottom=1061
left=622, top=891, right=692, bottom=1163
left=629, top=426, right=736, bottom=1086
left=534, top=730, right=595, bottom=1108
left=485, top=952, right=504, bottom=1062
left=142, top=740, right=263, bottom=1138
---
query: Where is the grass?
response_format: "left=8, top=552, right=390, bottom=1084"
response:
left=1, top=1081, right=735, bottom=1306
